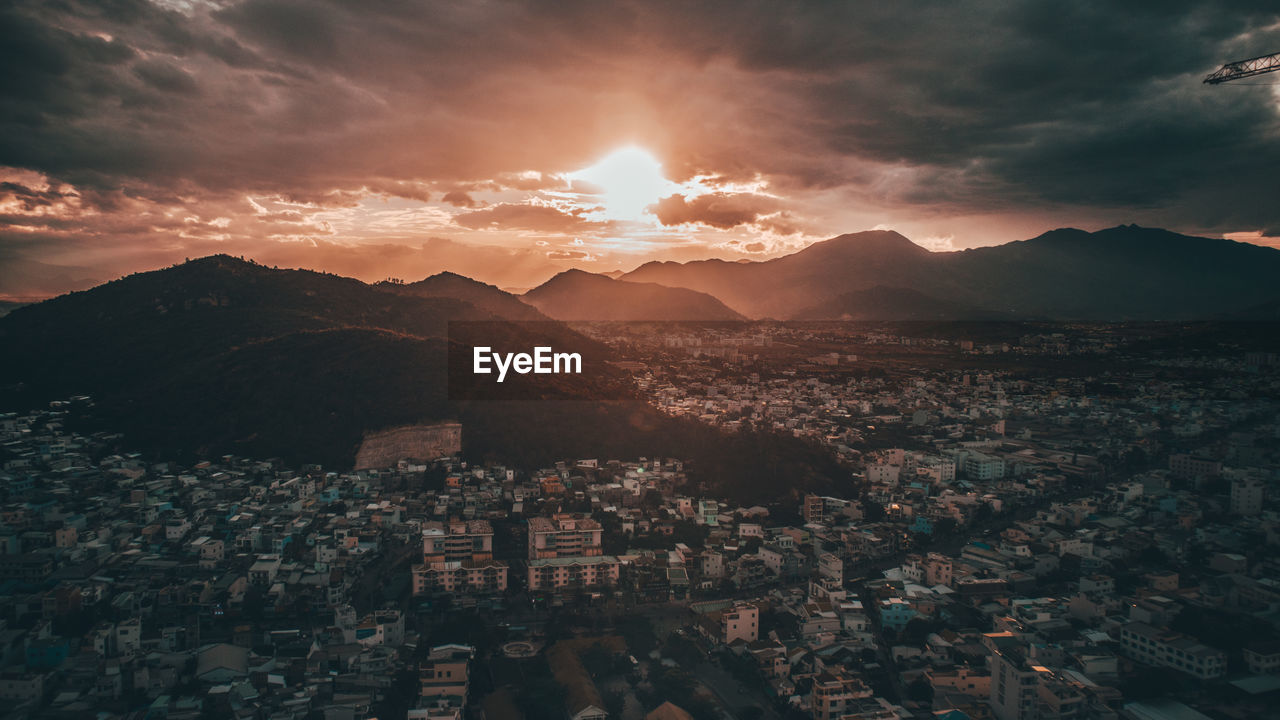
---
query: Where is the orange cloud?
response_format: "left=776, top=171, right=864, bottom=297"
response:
left=454, top=203, right=603, bottom=233
left=651, top=192, right=781, bottom=229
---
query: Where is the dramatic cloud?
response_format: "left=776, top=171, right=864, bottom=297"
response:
left=453, top=203, right=603, bottom=233
left=441, top=190, right=477, bottom=208
left=651, top=193, right=781, bottom=230
left=1, top=0, right=1278, bottom=296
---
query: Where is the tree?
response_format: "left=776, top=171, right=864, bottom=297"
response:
left=599, top=688, right=625, bottom=717
left=581, top=643, right=617, bottom=680
left=663, top=632, right=703, bottom=667
left=617, top=615, right=657, bottom=658
left=906, top=675, right=934, bottom=703
left=515, top=676, right=567, bottom=720
left=649, top=666, right=698, bottom=707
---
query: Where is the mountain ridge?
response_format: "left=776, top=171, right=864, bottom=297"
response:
left=522, top=268, right=746, bottom=321
left=376, top=269, right=548, bottom=320
left=621, top=225, right=1280, bottom=320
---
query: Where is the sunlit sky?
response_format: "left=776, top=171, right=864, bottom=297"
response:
left=2, top=1, right=1280, bottom=299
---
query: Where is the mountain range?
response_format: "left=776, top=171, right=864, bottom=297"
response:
left=3, top=223, right=1277, bottom=492
left=0, top=255, right=843, bottom=500
left=623, top=225, right=1280, bottom=320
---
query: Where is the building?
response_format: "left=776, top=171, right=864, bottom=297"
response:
left=964, top=453, right=1005, bottom=481
left=697, top=499, right=719, bottom=526
left=423, top=520, right=495, bottom=564
left=1244, top=642, right=1280, bottom=675
left=804, top=494, right=827, bottom=523
left=1169, top=454, right=1221, bottom=481
left=528, top=514, right=603, bottom=560
left=413, top=519, right=509, bottom=597
left=1230, top=477, right=1265, bottom=516
left=526, top=513, right=617, bottom=593
left=1119, top=622, right=1226, bottom=680
left=811, top=672, right=873, bottom=720
left=0, top=673, right=44, bottom=703
left=418, top=644, right=474, bottom=713
left=527, top=556, right=620, bottom=592
left=0, top=554, right=53, bottom=581
left=927, top=666, right=990, bottom=697
left=248, top=554, right=282, bottom=586
left=722, top=603, right=759, bottom=644
left=989, top=645, right=1046, bottom=720
left=413, top=559, right=508, bottom=596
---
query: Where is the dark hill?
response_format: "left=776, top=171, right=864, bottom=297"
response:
left=793, top=286, right=1005, bottom=321
left=523, top=269, right=745, bottom=321
left=378, top=271, right=548, bottom=321
left=0, top=256, right=598, bottom=465
left=0, top=255, right=492, bottom=411
left=0, top=256, right=845, bottom=501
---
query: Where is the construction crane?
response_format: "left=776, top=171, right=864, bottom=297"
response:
left=1204, top=51, right=1280, bottom=84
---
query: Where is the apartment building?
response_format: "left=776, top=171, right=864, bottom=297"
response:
left=1119, top=622, right=1226, bottom=680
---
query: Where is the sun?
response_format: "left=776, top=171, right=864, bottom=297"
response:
left=569, top=146, right=673, bottom=222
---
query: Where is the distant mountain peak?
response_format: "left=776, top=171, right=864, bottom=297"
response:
left=621, top=224, right=1280, bottom=320
left=796, top=229, right=931, bottom=258
left=384, top=268, right=547, bottom=320
left=524, top=268, right=744, bottom=321
left=553, top=267, right=596, bottom=278
left=423, top=270, right=471, bottom=281
left=537, top=268, right=616, bottom=286
left=1028, top=225, right=1207, bottom=246
left=407, top=270, right=503, bottom=290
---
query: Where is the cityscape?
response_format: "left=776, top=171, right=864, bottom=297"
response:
left=1, top=320, right=1277, bottom=720
left=3, top=1, right=1280, bottom=719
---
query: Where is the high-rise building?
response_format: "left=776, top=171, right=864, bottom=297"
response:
left=989, top=645, right=1046, bottom=720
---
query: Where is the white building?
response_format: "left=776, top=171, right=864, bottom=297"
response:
left=1119, top=622, right=1226, bottom=680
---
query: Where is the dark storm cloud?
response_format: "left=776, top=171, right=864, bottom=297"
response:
left=132, top=59, right=201, bottom=96
left=727, top=0, right=1280, bottom=230
left=1, top=0, right=1279, bottom=286
left=0, top=182, right=76, bottom=212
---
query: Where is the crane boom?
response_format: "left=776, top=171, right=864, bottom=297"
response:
left=1204, top=51, right=1280, bottom=84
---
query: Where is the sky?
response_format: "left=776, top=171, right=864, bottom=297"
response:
left=2, top=0, right=1280, bottom=299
